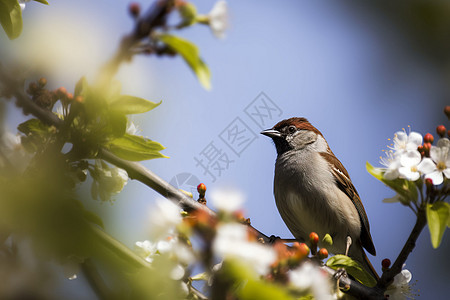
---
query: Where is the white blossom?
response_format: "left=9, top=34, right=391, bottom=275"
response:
left=95, top=166, right=128, bottom=201
left=135, top=240, right=157, bottom=263
left=210, top=188, right=244, bottom=213
left=389, top=130, right=423, bottom=155
left=208, top=1, right=228, bottom=39
left=380, top=150, right=401, bottom=180
left=19, top=0, right=30, bottom=11
left=289, top=262, right=334, bottom=300
left=398, top=150, right=422, bottom=181
left=149, top=199, right=182, bottom=239
left=384, top=265, right=413, bottom=300
left=421, top=138, right=450, bottom=185
left=213, top=223, right=276, bottom=275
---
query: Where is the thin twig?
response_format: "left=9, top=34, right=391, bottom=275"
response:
left=81, top=259, right=113, bottom=300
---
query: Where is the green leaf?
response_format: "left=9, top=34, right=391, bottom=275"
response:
left=158, top=33, right=211, bottom=90
left=18, top=118, right=49, bottom=135
left=0, top=0, right=23, bottom=39
left=108, top=134, right=167, bottom=161
left=33, top=0, right=49, bottom=4
left=110, top=96, right=161, bottom=115
left=223, top=260, right=294, bottom=300
left=326, top=254, right=377, bottom=287
left=74, top=200, right=104, bottom=229
left=426, top=202, right=450, bottom=248
left=74, top=76, right=88, bottom=97
left=366, top=162, right=418, bottom=203
left=109, top=112, right=127, bottom=137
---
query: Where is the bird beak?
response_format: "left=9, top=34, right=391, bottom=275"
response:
left=260, top=129, right=282, bottom=138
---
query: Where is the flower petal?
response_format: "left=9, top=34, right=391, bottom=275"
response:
left=400, top=150, right=421, bottom=167
left=425, top=171, right=444, bottom=185
left=429, top=147, right=442, bottom=163
left=443, top=168, right=450, bottom=179
left=437, top=138, right=450, bottom=148
left=417, top=158, right=436, bottom=175
left=407, top=132, right=423, bottom=149
left=399, top=167, right=420, bottom=181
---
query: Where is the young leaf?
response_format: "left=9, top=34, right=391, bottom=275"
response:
left=366, top=162, right=418, bottom=203
left=326, top=254, right=377, bottom=287
left=0, top=0, right=23, bottom=40
left=110, top=96, right=161, bottom=115
left=74, top=76, right=88, bottom=97
left=426, top=202, right=450, bottom=248
left=18, top=118, right=49, bottom=135
left=33, top=0, right=49, bottom=4
left=223, top=260, right=294, bottom=300
left=108, top=134, right=167, bottom=161
left=157, top=33, right=211, bottom=90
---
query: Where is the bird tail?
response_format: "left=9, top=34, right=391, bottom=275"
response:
left=361, top=250, right=379, bottom=282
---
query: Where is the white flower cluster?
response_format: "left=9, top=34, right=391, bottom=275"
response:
left=380, top=129, right=450, bottom=185
left=136, top=190, right=334, bottom=299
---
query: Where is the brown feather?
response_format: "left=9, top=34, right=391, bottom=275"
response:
left=319, top=152, right=376, bottom=256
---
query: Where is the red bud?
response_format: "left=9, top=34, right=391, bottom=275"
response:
left=444, top=106, right=450, bottom=119
left=425, top=178, right=433, bottom=187
left=75, top=96, right=84, bottom=103
left=309, top=232, right=319, bottom=245
left=292, top=242, right=310, bottom=259
left=424, top=133, right=434, bottom=144
left=38, top=77, right=47, bottom=87
left=436, top=125, right=446, bottom=138
left=318, top=248, right=328, bottom=259
left=197, top=183, right=206, bottom=194
left=382, top=258, right=391, bottom=269
left=57, top=87, right=67, bottom=98
left=129, top=2, right=141, bottom=18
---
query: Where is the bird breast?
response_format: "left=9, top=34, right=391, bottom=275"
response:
left=273, top=150, right=361, bottom=254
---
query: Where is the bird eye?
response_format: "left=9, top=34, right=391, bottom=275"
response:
left=288, top=125, right=296, bottom=133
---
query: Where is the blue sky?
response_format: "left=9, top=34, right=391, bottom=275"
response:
left=2, top=0, right=449, bottom=298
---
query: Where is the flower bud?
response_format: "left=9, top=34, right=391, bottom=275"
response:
left=445, top=105, right=450, bottom=119
left=57, top=87, right=67, bottom=98
left=417, top=145, right=424, bottom=152
left=318, top=248, right=328, bottom=259
left=291, top=242, right=310, bottom=260
left=66, top=93, right=74, bottom=101
left=129, top=2, right=140, bottom=18
left=75, top=96, right=84, bottom=103
left=309, top=232, right=319, bottom=246
left=436, top=125, right=446, bottom=138
left=197, top=183, right=206, bottom=195
left=38, top=77, right=47, bottom=87
left=27, top=82, right=38, bottom=95
left=423, top=142, right=431, bottom=156
left=424, top=133, right=434, bottom=144
left=425, top=178, right=433, bottom=188
left=381, top=258, right=391, bottom=270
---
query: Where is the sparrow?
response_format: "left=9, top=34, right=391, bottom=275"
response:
left=261, top=117, right=378, bottom=280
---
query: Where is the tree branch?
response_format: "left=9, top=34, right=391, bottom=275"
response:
left=97, top=0, right=175, bottom=87
left=377, top=207, right=427, bottom=289
left=0, top=72, right=387, bottom=299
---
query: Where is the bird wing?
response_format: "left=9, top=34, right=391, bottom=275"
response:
left=319, top=152, right=376, bottom=255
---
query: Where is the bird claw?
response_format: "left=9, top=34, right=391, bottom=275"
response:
left=333, top=268, right=348, bottom=281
